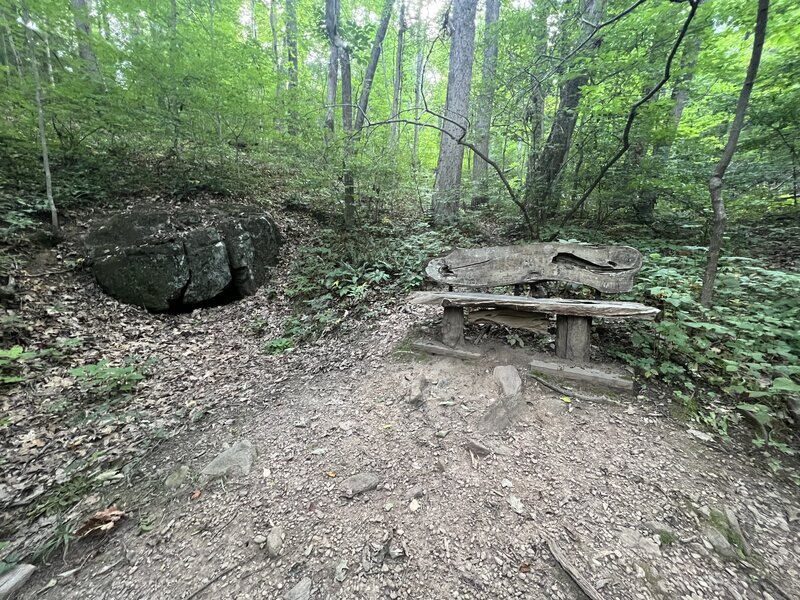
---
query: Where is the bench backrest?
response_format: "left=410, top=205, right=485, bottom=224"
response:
left=426, top=243, right=643, bottom=294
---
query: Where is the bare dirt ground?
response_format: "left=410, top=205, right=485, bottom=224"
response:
left=3, top=209, right=799, bottom=600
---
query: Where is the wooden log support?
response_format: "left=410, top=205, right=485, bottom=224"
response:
left=555, top=315, right=591, bottom=363
left=442, top=306, right=465, bottom=348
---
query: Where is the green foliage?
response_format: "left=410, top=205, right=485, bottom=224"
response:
left=263, top=337, right=294, bottom=355
left=0, top=346, right=39, bottom=384
left=611, top=242, right=800, bottom=447
left=70, top=361, right=145, bottom=399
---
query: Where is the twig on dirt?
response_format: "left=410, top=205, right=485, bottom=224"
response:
left=528, top=373, right=623, bottom=406
left=545, top=536, right=606, bottom=600
left=211, top=514, right=238, bottom=541
left=18, top=267, right=77, bottom=278
left=185, top=564, right=239, bottom=600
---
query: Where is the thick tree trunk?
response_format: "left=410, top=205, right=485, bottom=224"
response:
left=471, top=0, right=500, bottom=204
left=71, top=0, right=100, bottom=80
left=390, top=1, right=406, bottom=147
left=354, top=0, right=395, bottom=132
left=432, top=0, right=479, bottom=223
left=23, top=10, right=59, bottom=237
left=523, top=0, right=605, bottom=231
left=701, top=0, right=769, bottom=307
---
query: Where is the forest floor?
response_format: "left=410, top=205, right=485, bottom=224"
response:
left=2, top=206, right=799, bottom=600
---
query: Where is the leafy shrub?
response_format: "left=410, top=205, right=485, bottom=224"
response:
left=611, top=243, right=800, bottom=447
left=70, top=361, right=145, bottom=399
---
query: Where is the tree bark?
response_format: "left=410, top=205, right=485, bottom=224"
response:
left=524, top=0, right=605, bottom=232
left=23, top=9, right=59, bottom=237
left=341, top=48, right=355, bottom=228
left=324, top=0, right=340, bottom=140
left=700, top=0, right=769, bottom=307
left=636, top=33, right=701, bottom=222
left=411, top=1, right=424, bottom=171
left=285, top=0, right=299, bottom=91
left=390, top=1, right=406, bottom=148
left=432, top=0, right=479, bottom=223
left=471, top=0, right=500, bottom=204
left=250, top=0, right=258, bottom=42
left=354, top=0, right=395, bottom=132
left=71, top=0, right=100, bottom=80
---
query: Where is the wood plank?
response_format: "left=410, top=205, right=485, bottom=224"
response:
left=529, top=358, right=633, bottom=390
left=410, top=291, right=660, bottom=320
left=442, top=306, right=464, bottom=348
left=426, top=243, right=642, bottom=293
left=555, top=315, right=591, bottom=363
left=410, top=339, right=482, bottom=359
left=467, top=309, right=549, bottom=333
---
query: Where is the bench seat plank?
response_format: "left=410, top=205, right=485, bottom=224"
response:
left=409, top=291, right=659, bottom=320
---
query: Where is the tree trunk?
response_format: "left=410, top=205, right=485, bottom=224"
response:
left=324, top=0, right=340, bottom=140
left=389, top=1, right=406, bottom=147
left=71, top=0, right=100, bottom=80
left=341, top=48, right=355, bottom=228
left=411, top=1, right=424, bottom=171
left=431, top=0, right=479, bottom=224
left=636, top=33, right=701, bottom=222
left=2, top=18, right=24, bottom=80
left=524, top=0, right=605, bottom=231
left=471, top=0, right=500, bottom=205
left=286, top=0, right=299, bottom=90
left=250, top=0, right=258, bottom=42
left=23, top=9, right=59, bottom=237
left=354, top=0, right=395, bottom=132
left=700, top=0, right=769, bottom=307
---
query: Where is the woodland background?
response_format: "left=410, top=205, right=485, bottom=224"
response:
left=1, top=0, right=799, bottom=461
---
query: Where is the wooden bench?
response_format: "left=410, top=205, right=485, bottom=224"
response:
left=410, top=243, right=659, bottom=363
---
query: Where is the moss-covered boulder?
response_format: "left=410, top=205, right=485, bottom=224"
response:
left=86, top=209, right=280, bottom=311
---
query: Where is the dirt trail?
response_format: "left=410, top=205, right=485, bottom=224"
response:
left=12, top=308, right=800, bottom=600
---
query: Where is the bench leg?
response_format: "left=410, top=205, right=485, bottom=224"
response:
left=555, top=315, right=591, bottom=363
left=442, top=306, right=465, bottom=348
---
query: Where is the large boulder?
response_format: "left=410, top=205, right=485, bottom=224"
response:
left=86, top=208, right=280, bottom=311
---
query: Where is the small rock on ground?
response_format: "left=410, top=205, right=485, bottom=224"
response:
left=340, top=472, right=381, bottom=498
left=164, top=465, right=189, bottom=490
left=702, top=524, right=737, bottom=559
left=267, top=526, right=284, bottom=558
left=285, top=577, right=312, bottom=600
left=201, top=440, right=257, bottom=479
left=493, top=365, right=522, bottom=397
left=408, top=374, right=428, bottom=406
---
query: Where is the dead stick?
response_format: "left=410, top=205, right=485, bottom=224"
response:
left=528, top=373, right=623, bottom=406
left=185, top=564, right=238, bottom=600
left=545, top=536, right=606, bottom=600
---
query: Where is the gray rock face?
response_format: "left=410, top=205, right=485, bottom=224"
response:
left=86, top=209, right=280, bottom=311
left=202, top=440, right=257, bottom=480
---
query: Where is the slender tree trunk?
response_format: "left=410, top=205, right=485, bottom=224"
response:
left=43, top=25, right=54, bottom=86
left=71, top=0, right=100, bottom=80
left=324, top=0, right=340, bottom=140
left=250, top=0, right=258, bottom=41
left=432, top=0, right=479, bottom=223
left=283, top=0, right=299, bottom=134
left=354, top=0, right=395, bottom=132
left=341, top=48, right=355, bottom=227
left=390, top=1, right=406, bottom=147
left=701, top=0, right=769, bottom=307
left=524, top=0, right=605, bottom=230
left=637, top=33, right=701, bottom=221
left=23, top=9, right=59, bottom=237
left=209, top=0, right=215, bottom=37
left=412, top=1, right=424, bottom=171
left=471, top=0, right=500, bottom=205
left=169, top=0, right=180, bottom=156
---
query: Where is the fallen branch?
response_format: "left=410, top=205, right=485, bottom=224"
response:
left=185, top=564, right=238, bottom=600
left=528, top=372, right=623, bottom=406
left=545, top=535, right=606, bottom=600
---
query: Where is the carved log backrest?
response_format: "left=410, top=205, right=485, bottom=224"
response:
left=425, top=243, right=643, bottom=294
